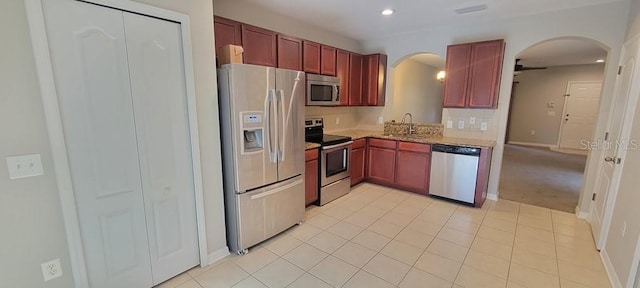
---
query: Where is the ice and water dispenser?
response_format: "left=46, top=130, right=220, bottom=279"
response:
left=241, top=112, right=263, bottom=153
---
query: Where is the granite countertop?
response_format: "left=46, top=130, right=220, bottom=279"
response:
left=305, top=142, right=321, bottom=150
left=330, top=129, right=496, bottom=148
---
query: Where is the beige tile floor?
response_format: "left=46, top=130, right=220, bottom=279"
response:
left=155, top=183, right=611, bottom=288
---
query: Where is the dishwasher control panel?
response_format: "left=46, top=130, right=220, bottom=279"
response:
left=432, top=144, right=480, bottom=156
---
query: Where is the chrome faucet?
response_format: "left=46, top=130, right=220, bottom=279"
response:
left=400, top=113, right=415, bottom=135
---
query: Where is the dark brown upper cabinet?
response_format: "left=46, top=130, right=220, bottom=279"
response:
left=213, top=16, right=242, bottom=51
left=320, top=45, right=337, bottom=76
left=336, top=49, right=350, bottom=106
left=303, top=41, right=321, bottom=74
left=349, top=53, right=364, bottom=105
left=241, top=24, right=277, bottom=67
left=277, top=35, right=303, bottom=71
left=443, top=39, right=504, bottom=109
left=363, top=53, right=388, bottom=106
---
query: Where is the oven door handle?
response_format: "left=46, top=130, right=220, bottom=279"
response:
left=322, top=141, right=353, bottom=150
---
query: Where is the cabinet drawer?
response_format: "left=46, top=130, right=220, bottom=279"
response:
left=352, top=138, right=366, bottom=149
left=368, top=138, right=397, bottom=149
left=398, top=141, right=431, bottom=153
left=305, top=148, right=319, bottom=161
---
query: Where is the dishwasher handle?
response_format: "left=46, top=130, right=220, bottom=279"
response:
left=432, top=144, right=481, bottom=156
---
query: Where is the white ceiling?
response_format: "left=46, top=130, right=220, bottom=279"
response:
left=239, top=0, right=622, bottom=41
left=517, top=39, right=608, bottom=67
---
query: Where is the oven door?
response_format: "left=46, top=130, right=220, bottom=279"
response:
left=307, top=81, right=340, bottom=106
left=321, top=141, right=352, bottom=185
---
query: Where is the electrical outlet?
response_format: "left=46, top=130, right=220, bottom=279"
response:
left=6, top=154, right=44, bottom=179
left=41, top=258, right=63, bottom=282
left=530, top=130, right=536, bottom=135
left=447, top=120, right=453, bottom=128
left=458, top=121, right=465, bottom=129
left=378, top=116, right=384, bottom=124
left=480, top=122, right=488, bottom=131
left=547, top=111, right=556, bottom=116
left=335, top=117, right=340, bottom=125
left=622, top=221, right=627, bottom=237
left=469, top=117, right=476, bottom=125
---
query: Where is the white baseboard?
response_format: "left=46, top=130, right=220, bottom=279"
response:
left=507, top=141, right=555, bottom=148
left=601, top=249, right=623, bottom=288
left=575, top=206, right=589, bottom=219
left=486, top=193, right=498, bottom=201
left=207, top=246, right=230, bottom=266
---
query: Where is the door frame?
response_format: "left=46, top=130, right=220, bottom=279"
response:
left=25, top=0, right=209, bottom=286
left=556, top=80, right=603, bottom=149
left=591, top=35, right=640, bottom=251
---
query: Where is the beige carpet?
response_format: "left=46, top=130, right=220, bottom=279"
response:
left=499, top=144, right=587, bottom=213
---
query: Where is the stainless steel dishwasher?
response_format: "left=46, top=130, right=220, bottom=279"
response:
left=429, top=144, right=481, bottom=205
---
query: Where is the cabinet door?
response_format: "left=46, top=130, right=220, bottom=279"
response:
left=395, top=151, right=430, bottom=195
left=364, top=54, right=387, bottom=106
left=467, top=40, right=504, bottom=108
left=336, top=50, right=350, bottom=106
left=443, top=43, right=472, bottom=108
left=367, top=147, right=396, bottom=183
left=277, top=35, right=302, bottom=71
left=320, top=45, right=337, bottom=76
left=213, top=16, right=241, bottom=51
left=349, top=53, right=364, bottom=105
left=303, top=41, right=321, bottom=74
left=241, top=24, right=277, bottom=67
left=305, top=159, right=319, bottom=205
left=350, top=147, right=366, bottom=186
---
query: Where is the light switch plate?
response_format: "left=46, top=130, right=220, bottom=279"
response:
left=458, top=121, right=465, bottom=129
left=378, top=116, right=384, bottom=124
left=480, top=122, right=488, bottom=131
left=6, top=154, right=44, bottom=180
left=335, top=117, right=340, bottom=125
left=469, top=117, right=476, bottom=125
left=447, top=120, right=453, bottom=128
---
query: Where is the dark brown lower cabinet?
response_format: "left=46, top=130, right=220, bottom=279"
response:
left=395, top=151, right=430, bottom=195
left=367, top=146, right=396, bottom=185
left=305, top=148, right=319, bottom=206
left=350, top=139, right=366, bottom=186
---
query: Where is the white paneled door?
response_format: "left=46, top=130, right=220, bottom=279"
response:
left=42, top=0, right=199, bottom=287
left=591, top=38, right=639, bottom=249
left=558, top=82, right=602, bottom=150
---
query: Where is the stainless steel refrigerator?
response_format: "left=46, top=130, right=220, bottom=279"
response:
left=217, top=64, right=306, bottom=255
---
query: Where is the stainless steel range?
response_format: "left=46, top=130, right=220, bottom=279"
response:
left=305, top=118, right=352, bottom=205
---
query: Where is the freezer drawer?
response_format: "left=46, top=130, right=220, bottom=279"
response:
left=228, top=176, right=304, bottom=254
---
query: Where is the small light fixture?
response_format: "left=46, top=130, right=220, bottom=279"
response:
left=381, top=9, right=394, bottom=16
left=436, top=71, right=446, bottom=82
left=595, top=59, right=605, bottom=63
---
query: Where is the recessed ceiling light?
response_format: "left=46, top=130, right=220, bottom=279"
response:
left=595, top=59, right=605, bottom=63
left=454, top=4, right=488, bottom=14
left=381, top=9, right=394, bottom=16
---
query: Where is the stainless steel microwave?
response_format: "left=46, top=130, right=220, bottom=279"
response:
left=306, top=74, right=340, bottom=106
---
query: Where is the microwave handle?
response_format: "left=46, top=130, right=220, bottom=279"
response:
left=335, top=85, right=340, bottom=102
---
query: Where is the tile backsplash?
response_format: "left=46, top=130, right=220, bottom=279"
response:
left=441, top=108, right=501, bottom=140
left=305, top=106, right=359, bottom=132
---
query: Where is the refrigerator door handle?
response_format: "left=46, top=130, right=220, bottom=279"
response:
left=265, top=90, right=276, bottom=163
left=277, top=90, right=286, bottom=161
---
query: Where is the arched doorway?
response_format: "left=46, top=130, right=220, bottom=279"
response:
left=500, top=37, right=608, bottom=212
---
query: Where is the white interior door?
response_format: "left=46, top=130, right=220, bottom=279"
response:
left=591, top=40, right=640, bottom=249
left=43, top=0, right=199, bottom=286
left=123, top=12, right=199, bottom=285
left=559, top=82, right=602, bottom=149
left=42, top=1, right=153, bottom=287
